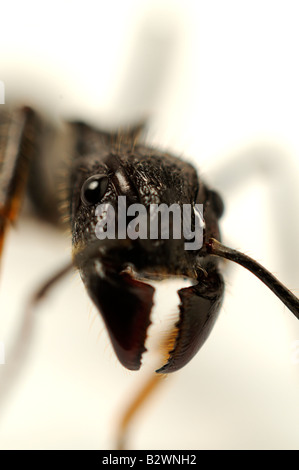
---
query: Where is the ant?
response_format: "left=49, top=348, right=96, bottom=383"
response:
left=0, top=106, right=298, bottom=449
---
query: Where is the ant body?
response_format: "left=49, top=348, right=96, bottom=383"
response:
left=0, top=106, right=298, bottom=449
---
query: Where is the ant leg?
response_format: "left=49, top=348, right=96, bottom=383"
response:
left=30, top=262, right=73, bottom=304
left=0, top=262, right=73, bottom=414
left=208, top=144, right=299, bottom=284
left=0, top=107, right=40, bottom=260
left=115, top=322, right=182, bottom=450
left=116, top=372, right=166, bottom=450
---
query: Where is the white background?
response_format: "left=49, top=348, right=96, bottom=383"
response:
left=0, top=0, right=299, bottom=450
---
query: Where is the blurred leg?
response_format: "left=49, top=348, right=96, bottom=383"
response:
left=0, top=107, right=40, bottom=259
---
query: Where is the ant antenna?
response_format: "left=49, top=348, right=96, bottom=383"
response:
left=207, top=238, right=299, bottom=319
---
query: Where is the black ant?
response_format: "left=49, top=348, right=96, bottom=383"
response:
left=0, top=106, right=298, bottom=449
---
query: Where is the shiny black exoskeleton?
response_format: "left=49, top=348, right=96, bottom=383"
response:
left=1, top=108, right=298, bottom=376
left=69, top=121, right=224, bottom=373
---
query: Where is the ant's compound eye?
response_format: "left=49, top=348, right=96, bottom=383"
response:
left=81, top=174, right=109, bottom=206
